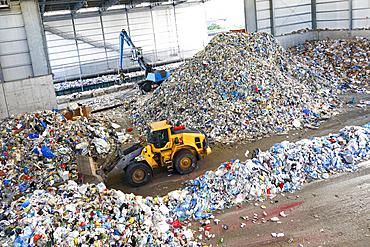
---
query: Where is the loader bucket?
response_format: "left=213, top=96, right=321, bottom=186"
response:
left=77, top=155, right=105, bottom=184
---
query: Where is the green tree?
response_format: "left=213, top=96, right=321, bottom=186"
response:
left=207, top=23, right=222, bottom=31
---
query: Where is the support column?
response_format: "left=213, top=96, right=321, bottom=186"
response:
left=268, top=0, right=275, bottom=36
left=244, top=0, right=257, bottom=32
left=349, top=0, right=353, bottom=30
left=124, top=9, right=131, bottom=71
left=0, top=60, right=4, bottom=83
left=311, top=0, right=317, bottom=30
left=71, top=15, right=83, bottom=76
left=150, top=8, right=158, bottom=63
left=125, top=9, right=131, bottom=36
left=20, top=0, right=49, bottom=76
left=173, top=4, right=181, bottom=57
left=99, top=12, right=109, bottom=69
left=0, top=83, right=9, bottom=117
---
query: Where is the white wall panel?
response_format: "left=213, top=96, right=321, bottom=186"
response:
left=0, top=11, right=33, bottom=81
left=0, top=13, right=24, bottom=29
left=0, top=53, right=31, bottom=68
left=275, top=14, right=311, bottom=26
left=353, top=0, right=370, bottom=8
left=0, top=26, right=27, bottom=42
left=353, top=9, right=370, bottom=18
left=353, top=19, right=370, bottom=28
left=256, top=0, right=271, bottom=34
left=2, top=65, right=33, bottom=81
left=317, top=20, right=349, bottom=29
left=0, top=40, right=29, bottom=55
left=316, top=1, right=349, bottom=11
left=317, top=11, right=349, bottom=20
left=256, top=0, right=269, bottom=10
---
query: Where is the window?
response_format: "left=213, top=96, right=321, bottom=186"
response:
left=0, top=1, right=9, bottom=8
left=148, top=128, right=169, bottom=149
left=157, top=129, right=169, bottom=148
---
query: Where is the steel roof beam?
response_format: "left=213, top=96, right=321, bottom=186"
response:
left=99, top=0, right=119, bottom=12
left=173, top=1, right=185, bottom=6
left=71, top=1, right=86, bottom=15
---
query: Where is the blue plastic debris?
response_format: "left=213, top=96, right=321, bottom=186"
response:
left=40, top=146, right=55, bottom=158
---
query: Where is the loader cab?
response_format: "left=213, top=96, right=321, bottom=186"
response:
left=147, top=121, right=171, bottom=150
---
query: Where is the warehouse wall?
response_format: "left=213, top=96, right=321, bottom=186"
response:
left=43, top=2, right=208, bottom=81
left=0, top=3, right=34, bottom=81
left=0, top=75, right=56, bottom=117
left=0, top=0, right=56, bottom=119
left=276, top=29, right=370, bottom=49
left=255, top=0, right=370, bottom=36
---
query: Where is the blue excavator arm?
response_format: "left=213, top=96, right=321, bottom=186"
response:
left=119, top=29, right=170, bottom=89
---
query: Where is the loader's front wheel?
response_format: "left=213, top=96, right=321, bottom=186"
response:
left=174, top=149, right=197, bottom=175
left=126, top=163, right=151, bottom=187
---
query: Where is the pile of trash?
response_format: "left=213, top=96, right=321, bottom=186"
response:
left=170, top=124, right=368, bottom=220
left=82, top=96, right=124, bottom=111
left=0, top=109, right=129, bottom=203
left=53, top=62, right=184, bottom=92
left=1, top=121, right=369, bottom=246
left=126, top=32, right=344, bottom=143
left=54, top=74, right=120, bottom=92
left=291, top=36, right=370, bottom=87
left=280, top=27, right=370, bottom=36
left=56, top=83, right=134, bottom=105
left=0, top=181, right=196, bottom=247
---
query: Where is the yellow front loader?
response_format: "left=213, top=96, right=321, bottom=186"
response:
left=77, top=120, right=211, bottom=187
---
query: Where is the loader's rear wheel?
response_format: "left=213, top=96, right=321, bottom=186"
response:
left=174, top=149, right=197, bottom=175
left=126, top=163, right=151, bottom=187
left=141, top=82, right=152, bottom=92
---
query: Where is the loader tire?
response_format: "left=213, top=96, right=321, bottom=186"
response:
left=126, top=162, right=151, bottom=187
left=174, top=149, right=197, bottom=175
left=141, top=82, right=152, bottom=92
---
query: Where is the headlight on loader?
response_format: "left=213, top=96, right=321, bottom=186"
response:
left=135, top=155, right=146, bottom=161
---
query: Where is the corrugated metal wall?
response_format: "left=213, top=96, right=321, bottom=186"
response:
left=256, top=0, right=312, bottom=35
left=43, top=2, right=207, bottom=81
left=41, top=0, right=370, bottom=81
left=255, top=0, right=370, bottom=35
left=274, top=0, right=312, bottom=35
left=255, top=0, right=270, bottom=33
left=0, top=9, right=34, bottom=82
left=316, top=0, right=350, bottom=29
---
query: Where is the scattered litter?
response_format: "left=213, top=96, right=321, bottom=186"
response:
left=271, top=232, right=285, bottom=237
left=280, top=211, right=287, bottom=217
left=270, top=217, right=280, bottom=222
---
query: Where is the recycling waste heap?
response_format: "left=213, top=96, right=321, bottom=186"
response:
left=0, top=109, right=130, bottom=204
left=125, top=32, right=345, bottom=144
left=1, top=121, right=370, bottom=246
left=291, top=36, right=370, bottom=88
left=0, top=31, right=362, bottom=246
